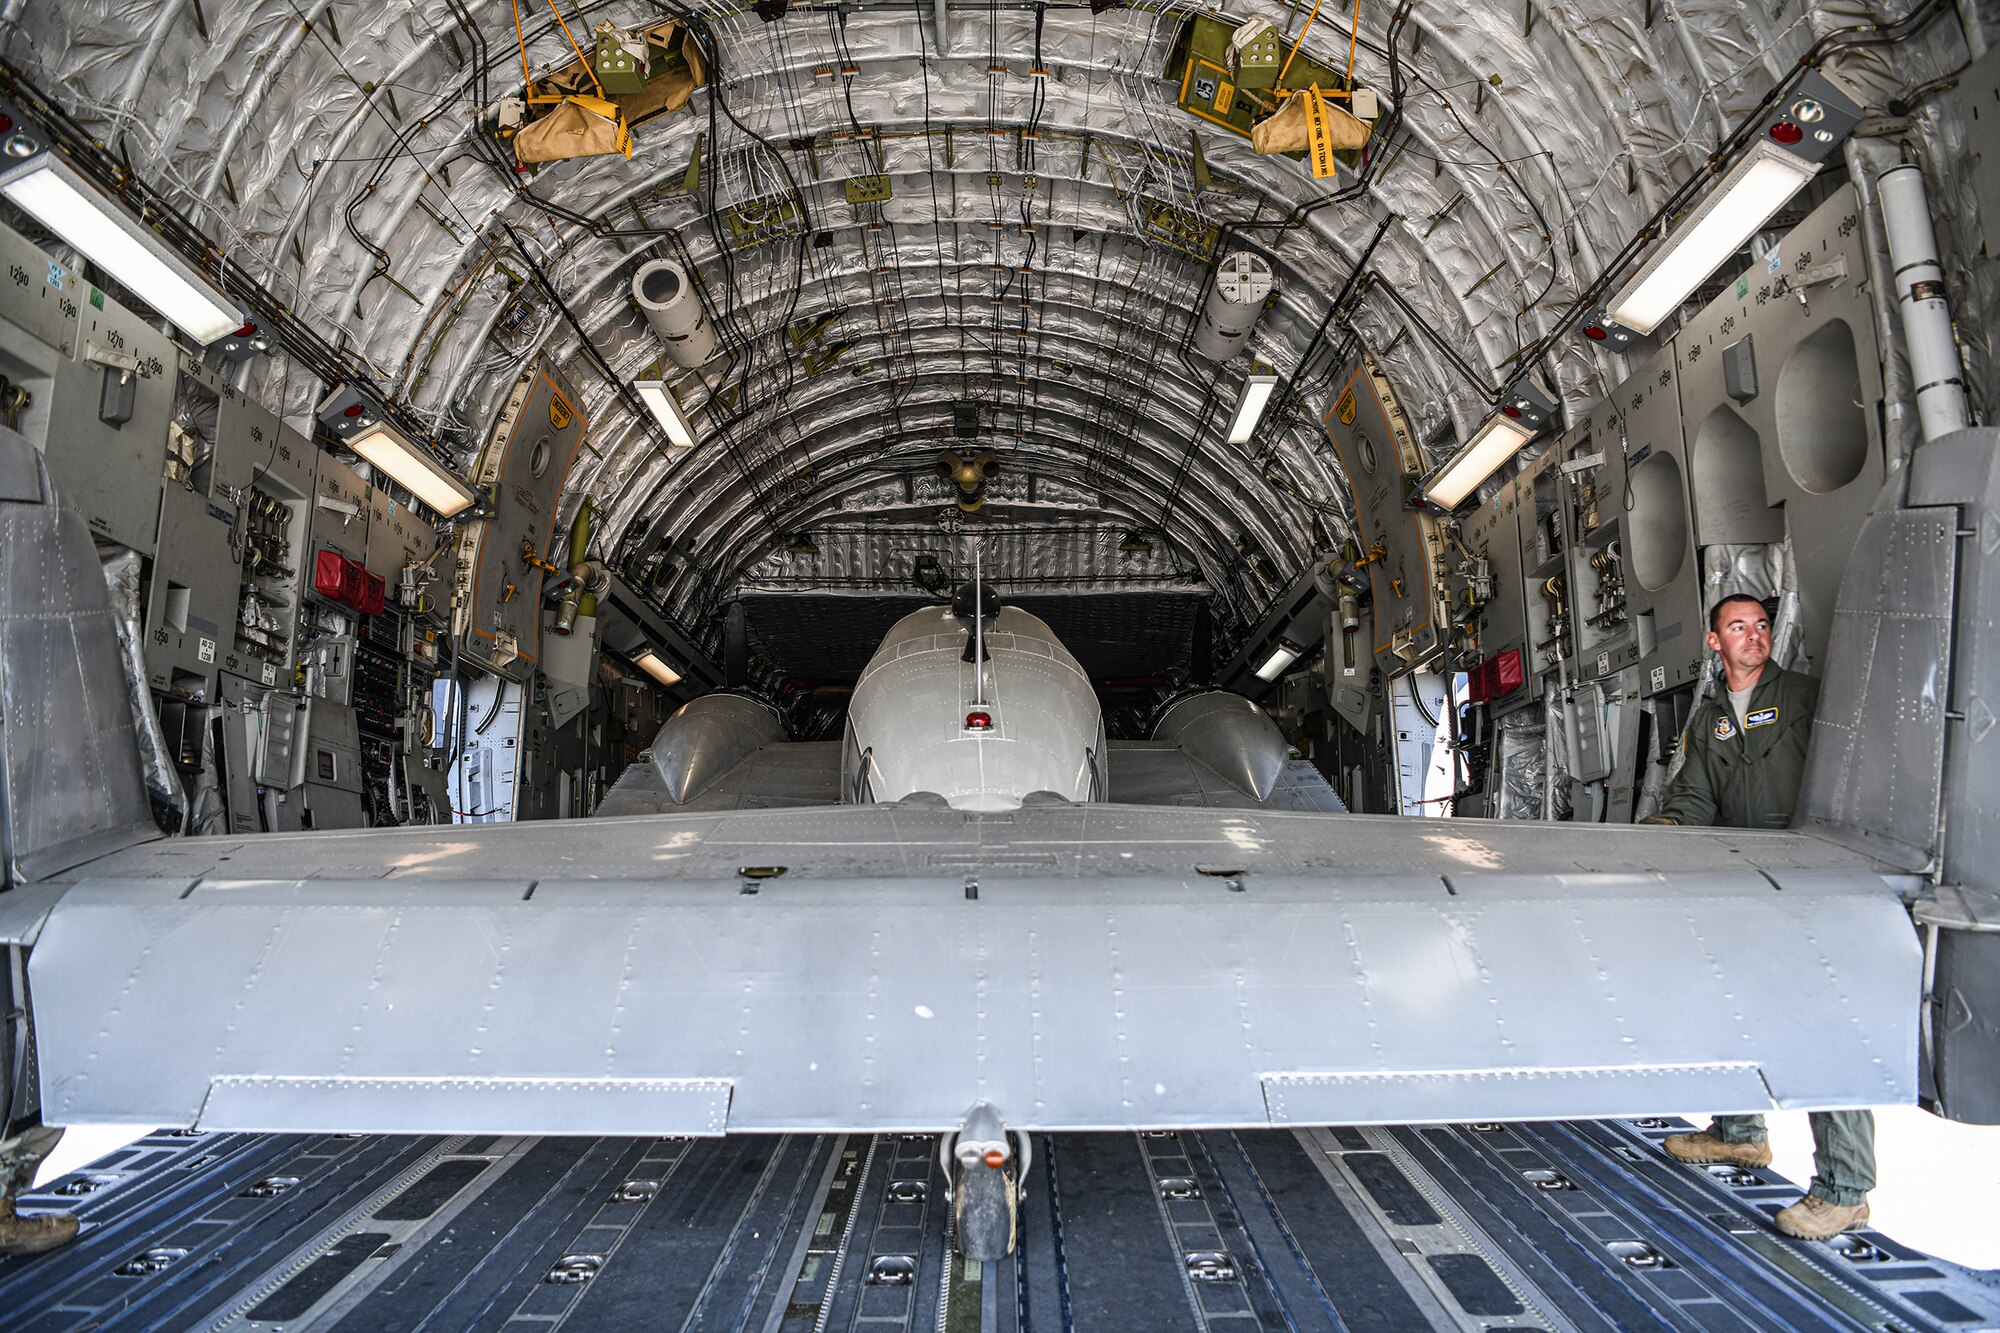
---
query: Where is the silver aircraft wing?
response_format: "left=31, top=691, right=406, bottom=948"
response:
left=21, top=804, right=1921, bottom=1136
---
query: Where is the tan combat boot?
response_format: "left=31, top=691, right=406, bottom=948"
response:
left=1775, top=1194, right=1870, bottom=1241
left=0, top=1191, right=79, bottom=1257
left=1660, top=1131, right=1773, bottom=1168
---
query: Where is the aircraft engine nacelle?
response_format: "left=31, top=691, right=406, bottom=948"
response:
left=846, top=604, right=1102, bottom=811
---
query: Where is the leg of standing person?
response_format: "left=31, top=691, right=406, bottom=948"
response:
left=1664, top=1113, right=1773, bottom=1166
left=0, top=1121, right=79, bottom=1256
left=1776, top=1109, right=1874, bottom=1239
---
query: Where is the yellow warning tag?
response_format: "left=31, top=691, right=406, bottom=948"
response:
left=1304, top=86, right=1339, bottom=180
left=548, top=391, right=574, bottom=430
left=1335, top=387, right=1359, bottom=425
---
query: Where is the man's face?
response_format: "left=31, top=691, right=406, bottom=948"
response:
left=1708, top=600, right=1771, bottom=675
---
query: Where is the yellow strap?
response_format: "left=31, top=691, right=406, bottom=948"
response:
left=1304, top=86, right=1339, bottom=179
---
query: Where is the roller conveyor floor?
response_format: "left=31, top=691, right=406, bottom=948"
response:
left=4, top=1118, right=1997, bottom=1332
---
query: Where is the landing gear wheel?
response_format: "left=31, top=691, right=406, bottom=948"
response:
left=941, top=1107, right=1030, bottom=1262
left=952, top=1150, right=1018, bottom=1263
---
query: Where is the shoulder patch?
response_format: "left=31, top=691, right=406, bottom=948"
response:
left=1745, top=706, right=1778, bottom=729
left=1714, top=716, right=1738, bottom=741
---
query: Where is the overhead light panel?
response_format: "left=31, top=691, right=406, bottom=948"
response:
left=1421, top=383, right=1556, bottom=511
left=1255, top=639, right=1305, bottom=683
left=1604, top=139, right=1820, bottom=335
left=634, top=380, right=696, bottom=448
left=0, top=103, right=241, bottom=343
left=349, top=419, right=478, bottom=518
left=1225, top=373, right=1279, bottom=445
left=633, top=647, right=682, bottom=687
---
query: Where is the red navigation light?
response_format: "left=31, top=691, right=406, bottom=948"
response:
left=234, top=322, right=257, bottom=338
left=342, top=403, right=365, bottom=418
left=1769, top=121, right=1804, bottom=146
left=1501, top=404, right=1522, bottom=419
left=1584, top=325, right=1608, bottom=341
left=0, top=115, right=13, bottom=135
left=982, top=1149, right=1007, bottom=1168
left=964, top=710, right=993, bottom=731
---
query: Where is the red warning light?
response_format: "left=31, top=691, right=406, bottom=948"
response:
left=964, top=710, right=993, bottom=731
left=0, top=115, right=13, bottom=135
left=1769, top=121, right=1804, bottom=146
left=234, top=322, right=257, bottom=338
left=342, top=403, right=365, bottom=418
left=982, top=1149, right=1007, bottom=1168
left=1584, top=325, right=1608, bottom=341
left=1501, top=404, right=1522, bottom=419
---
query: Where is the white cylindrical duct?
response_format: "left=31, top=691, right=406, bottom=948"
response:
left=632, top=259, right=719, bottom=367
left=1878, top=164, right=1971, bottom=444
left=1191, top=252, right=1274, bottom=363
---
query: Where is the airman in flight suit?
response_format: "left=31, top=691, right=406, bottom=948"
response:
left=1645, top=593, right=1876, bottom=1242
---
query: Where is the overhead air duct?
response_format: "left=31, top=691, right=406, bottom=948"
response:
left=1192, top=252, right=1274, bottom=363
left=1877, top=165, right=1972, bottom=445
left=632, top=258, right=718, bottom=367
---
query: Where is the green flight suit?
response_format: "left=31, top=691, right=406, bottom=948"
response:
left=1657, top=663, right=1874, bottom=1206
left=1659, top=667, right=1819, bottom=829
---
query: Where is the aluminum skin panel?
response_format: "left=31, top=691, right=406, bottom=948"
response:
left=310, top=449, right=371, bottom=577
left=452, top=362, right=588, bottom=681
left=598, top=740, right=845, bottom=814
left=0, top=223, right=171, bottom=555
left=848, top=606, right=1100, bottom=809
left=1513, top=446, right=1570, bottom=691
left=1794, top=504, right=1954, bottom=870
left=0, top=221, right=82, bottom=358
left=210, top=389, right=315, bottom=684
left=209, top=376, right=318, bottom=500
left=144, top=480, right=244, bottom=694
left=197, top=1075, right=733, bottom=1137
left=29, top=864, right=1917, bottom=1135
left=43, top=282, right=175, bottom=553
left=1322, top=358, right=1441, bottom=670
left=1457, top=470, right=1529, bottom=681
left=649, top=692, right=788, bottom=803
left=1909, top=428, right=2000, bottom=901
left=365, top=486, right=451, bottom=603
left=1586, top=346, right=1702, bottom=697
left=1905, top=427, right=2000, bottom=1123
left=1671, top=186, right=1886, bottom=671
left=0, top=428, right=156, bottom=878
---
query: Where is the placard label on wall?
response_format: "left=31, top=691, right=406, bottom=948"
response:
left=198, top=637, right=216, bottom=664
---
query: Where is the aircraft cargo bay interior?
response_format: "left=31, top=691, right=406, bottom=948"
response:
left=0, top=0, right=1999, bottom=1328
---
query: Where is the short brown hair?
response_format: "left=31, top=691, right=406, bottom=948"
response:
left=1708, top=593, right=1768, bottom=633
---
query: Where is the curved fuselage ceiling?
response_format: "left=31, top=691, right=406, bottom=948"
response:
left=2, top=2, right=1981, bottom=648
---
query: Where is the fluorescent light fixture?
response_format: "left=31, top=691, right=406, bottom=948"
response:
left=1226, top=373, right=1279, bottom=445
left=349, top=420, right=478, bottom=517
left=1422, top=412, right=1538, bottom=511
left=0, top=147, right=240, bottom=344
left=1255, top=639, right=1304, bottom=682
left=633, top=648, right=682, bottom=687
left=634, top=380, right=696, bottom=448
left=1605, top=139, right=1820, bottom=335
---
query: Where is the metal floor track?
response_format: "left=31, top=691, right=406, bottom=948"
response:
left=4, top=1119, right=1997, bottom=1332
